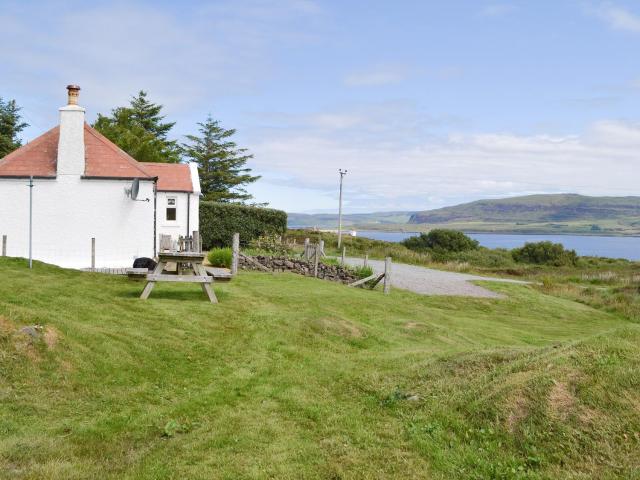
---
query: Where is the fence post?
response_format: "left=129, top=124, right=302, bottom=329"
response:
left=2, top=235, right=6, bottom=257
left=91, top=237, right=95, bottom=271
left=231, top=232, right=240, bottom=275
left=314, top=243, right=320, bottom=278
left=364, top=254, right=368, bottom=268
left=192, top=231, right=200, bottom=252
left=304, top=238, right=310, bottom=260
left=383, top=257, right=392, bottom=295
left=341, top=246, right=346, bottom=265
left=319, top=240, right=325, bottom=257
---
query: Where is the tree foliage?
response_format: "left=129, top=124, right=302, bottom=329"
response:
left=93, top=91, right=180, bottom=163
left=0, top=97, right=28, bottom=158
left=182, top=115, right=260, bottom=202
left=512, top=241, right=578, bottom=266
left=402, top=229, right=479, bottom=253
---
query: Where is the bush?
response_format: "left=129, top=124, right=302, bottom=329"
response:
left=511, top=241, right=578, bottom=266
left=207, top=248, right=232, bottom=268
left=352, top=265, right=374, bottom=279
left=249, top=234, right=293, bottom=256
left=402, top=229, right=479, bottom=253
left=200, top=202, right=287, bottom=249
left=450, top=248, right=515, bottom=268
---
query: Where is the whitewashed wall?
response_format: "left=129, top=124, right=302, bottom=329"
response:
left=0, top=176, right=155, bottom=268
left=156, top=191, right=199, bottom=249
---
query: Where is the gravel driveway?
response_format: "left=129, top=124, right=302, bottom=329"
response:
left=343, top=257, right=528, bottom=298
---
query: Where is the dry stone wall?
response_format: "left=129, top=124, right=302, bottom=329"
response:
left=239, top=255, right=360, bottom=284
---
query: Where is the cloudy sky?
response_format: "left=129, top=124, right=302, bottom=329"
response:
left=1, top=0, right=639, bottom=213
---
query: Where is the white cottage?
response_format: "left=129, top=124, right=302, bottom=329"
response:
left=0, top=85, right=201, bottom=268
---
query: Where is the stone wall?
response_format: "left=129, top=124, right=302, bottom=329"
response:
left=239, top=255, right=360, bottom=284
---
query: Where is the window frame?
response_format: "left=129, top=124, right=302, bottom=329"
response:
left=166, top=196, right=177, bottom=222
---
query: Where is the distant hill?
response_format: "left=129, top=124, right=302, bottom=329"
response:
left=289, top=194, right=640, bottom=235
left=288, top=211, right=414, bottom=229
left=409, top=194, right=640, bottom=224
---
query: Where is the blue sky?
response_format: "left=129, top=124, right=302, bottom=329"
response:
left=1, top=0, right=639, bottom=213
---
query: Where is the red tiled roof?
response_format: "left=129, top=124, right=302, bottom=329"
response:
left=83, top=124, right=153, bottom=179
left=143, top=162, right=193, bottom=192
left=0, top=124, right=194, bottom=192
left=0, top=126, right=59, bottom=177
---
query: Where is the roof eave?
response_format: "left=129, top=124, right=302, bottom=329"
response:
left=0, top=175, right=57, bottom=179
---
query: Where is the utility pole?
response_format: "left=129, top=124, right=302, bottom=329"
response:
left=337, top=169, right=347, bottom=248
left=28, top=176, right=34, bottom=269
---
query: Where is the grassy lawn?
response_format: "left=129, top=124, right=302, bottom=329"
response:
left=1, top=257, right=639, bottom=479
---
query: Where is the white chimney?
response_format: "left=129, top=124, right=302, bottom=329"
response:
left=57, top=85, right=85, bottom=176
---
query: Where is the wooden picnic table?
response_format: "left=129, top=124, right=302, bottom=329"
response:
left=140, top=251, right=217, bottom=303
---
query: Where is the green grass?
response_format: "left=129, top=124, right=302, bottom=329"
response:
left=1, top=257, right=639, bottom=479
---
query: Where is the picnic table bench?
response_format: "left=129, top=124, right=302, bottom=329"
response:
left=140, top=251, right=217, bottom=303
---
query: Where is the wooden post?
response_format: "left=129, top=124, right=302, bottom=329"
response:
left=383, top=257, right=392, bottom=295
left=231, top=232, right=240, bottom=275
left=341, top=246, right=346, bottom=265
left=319, top=240, right=325, bottom=257
left=1, top=235, right=6, bottom=257
left=314, top=243, right=320, bottom=277
left=364, top=254, right=368, bottom=268
left=91, top=237, right=95, bottom=271
left=192, top=231, right=200, bottom=252
left=304, top=238, right=310, bottom=260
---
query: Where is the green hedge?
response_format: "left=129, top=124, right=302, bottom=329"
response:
left=199, top=202, right=287, bottom=249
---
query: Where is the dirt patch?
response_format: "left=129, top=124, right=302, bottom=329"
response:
left=578, top=406, right=602, bottom=425
left=0, top=316, right=15, bottom=336
left=13, top=332, right=41, bottom=362
left=43, top=326, right=60, bottom=349
left=317, top=318, right=364, bottom=338
left=404, top=322, right=425, bottom=329
left=506, top=392, right=529, bottom=433
left=548, top=380, right=576, bottom=421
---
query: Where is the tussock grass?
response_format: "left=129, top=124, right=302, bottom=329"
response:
left=0, top=257, right=638, bottom=478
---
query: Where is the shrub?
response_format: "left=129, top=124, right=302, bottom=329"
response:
left=511, top=241, right=578, bottom=266
left=352, top=265, right=374, bottom=279
left=248, top=234, right=293, bottom=256
left=200, top=202, right=287, bottom=249
left=402, top=229, right=479, bottom=253
left=207, top=248, right=232, bottom=268
left=451, top=248, right=515, bottom=268
left=322, top=257, right=340, bottom=267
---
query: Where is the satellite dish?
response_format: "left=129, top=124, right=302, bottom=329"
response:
left=131, top=179, right=140, bottom=201
left=124, top=178, right=149, bottom=202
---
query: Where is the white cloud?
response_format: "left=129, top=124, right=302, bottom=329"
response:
left=480, top=4, right=517, bottom=17
left=246, top=106, right=640, bottom=211
left=593, top=4, right=640, bottom=33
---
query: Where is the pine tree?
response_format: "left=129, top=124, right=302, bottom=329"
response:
left=93, top=91, right=180, bottom=163
left=182, top=115, right=261, bottom=202
left=0, top=97, right=28, bottom=158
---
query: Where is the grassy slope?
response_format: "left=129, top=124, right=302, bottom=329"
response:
left=1, top=258, right=639, bottom=479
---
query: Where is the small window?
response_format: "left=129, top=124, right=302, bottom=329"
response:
left=166, top=197, right=177, bottom=221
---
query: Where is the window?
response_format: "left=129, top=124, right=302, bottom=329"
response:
left=166, top=197, right=177, bottom=221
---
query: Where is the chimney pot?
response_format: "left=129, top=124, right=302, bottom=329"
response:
left=66, top=84, right=81, bottom=105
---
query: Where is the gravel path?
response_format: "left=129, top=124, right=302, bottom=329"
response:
left=343, top=257, right=529, bottom=298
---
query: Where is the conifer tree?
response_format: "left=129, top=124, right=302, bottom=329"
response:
left=0, top=97, right=28, bottom=158
left=93, top=91, right=180, bottom=163
left=182, top=115, right=260, bottom=202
